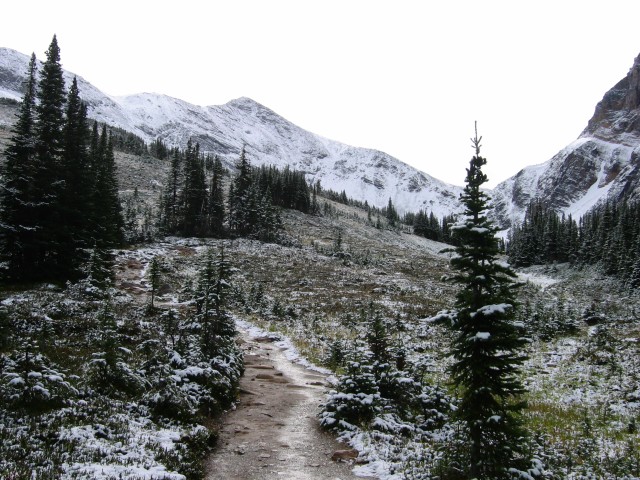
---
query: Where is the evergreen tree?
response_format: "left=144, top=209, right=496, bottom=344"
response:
left=148, top=256, right=162, bottom=310
left=0, top=53, right=39, bottom=280
left=207, top=156, right=226, bottom=236
left=228, top=147, right=252, bottom=235
left=92, top=126, right=124, bottom=247
left=84, top=245, right=115, bottom=294
left=2, top=37, right=123, bottom=282
left=182, top=139, right=207, bottom=236
left=366, top=310, right=391, bottom=364
left=386, top=197, right=398, bottom=227
left=194, top=247, right=235, bottom=357
left=160, top=149, right=183, bottom=235
left=442, top=125, right=528, bottom=478
left=32, top=35, right=68, bottom=277
left=59, top=77, right=92, bottom=275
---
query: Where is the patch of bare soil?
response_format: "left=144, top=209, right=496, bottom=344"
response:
left=206, top=326, right=372, bottom=480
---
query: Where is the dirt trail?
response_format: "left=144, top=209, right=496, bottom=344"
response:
left=206, top=325, right=370, bottom=480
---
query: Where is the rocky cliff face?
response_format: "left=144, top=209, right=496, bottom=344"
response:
left=585, top=53, right=640, bottom=143
left=492, top=52, right=640, bottom=227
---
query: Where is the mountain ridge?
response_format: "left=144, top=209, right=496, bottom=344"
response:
left=492, top=51, right=640, bottom=227
left=3, top=45, right=640, bottom=227
left=0, top=47, right=463, bottom=218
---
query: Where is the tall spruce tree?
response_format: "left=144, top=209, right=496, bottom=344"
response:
left=208, top=156, right=226, bottom=236
left=194, top=247, right=236, bottom=357
left=228, top=146, right=252, bottom=235
left=59, top=77, right=91, bottom=274
left=182, top=139, right=207, bottom=236
left=34, top=35, right=68, bottom=276
left=160, top=148, right=183, bottom=235
left=443, top=125, right=528, bottom=478
left=93, top=126, right=124, bottom=247
left=1, top=53, right=39, bottom=280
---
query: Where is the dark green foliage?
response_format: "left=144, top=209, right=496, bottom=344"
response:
left=0, top=307, right=10, bottom=352
left=87, top=302, right=148, bottom=398
left=410, top=209, right=458, bottom=245
left=148, top=255, right=162, bottom=309
left=227, top=149, right=284, bottom=240
left=509, top=197, right=640, bottom=287
left=159, top=143, right=296, bottom=241
left=255, top=164, right=312, bottom=213
left=0, top=53, right=38, bottom=280
left=321, top=306, right=456, bottom=440
left=194, top=247, right=236, bottom=358
left=0, top=248, right=243, bottom=477
left=83, top=246, right=115, bottom=295
left=123, top=187, right=155, bottom=243
left=0, top=37, right=124, bottom=283
left=443, top=127, right=528, bottom=479
left=386, top=197, right=399, bottom=227
left=366, top=310, right=391, bottom=363
left=92, top=126, right=125, bottom=248
left=182, top=140, right=208, bottom=237
left=32, top=36, right=68, bottom=278
left=58, top=78, right=92, bottom=273
left=160, top=149, right=184, bottom=234
left=517, top=295, right=579, bottom=340
left=108, top=126, right=147, bottom=155
left=325, top=338, right=347, bottom=370
left=149, top=137, right=169, bottom=159
left=208, top=156, right=226, bottom=236
left=320, top=360, right=382, bottom=429
left=507, top=200, right=579, bottom=267
left=1, top=343, right=78, bottom=413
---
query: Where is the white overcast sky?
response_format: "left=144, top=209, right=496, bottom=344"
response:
left=2, top=0, right=640, bottom=187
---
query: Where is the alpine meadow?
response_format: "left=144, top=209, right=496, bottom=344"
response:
left=2, top=37, right=640, bottom=480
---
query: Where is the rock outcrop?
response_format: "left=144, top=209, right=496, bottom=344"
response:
left=492, top=52, right=640, bottom=227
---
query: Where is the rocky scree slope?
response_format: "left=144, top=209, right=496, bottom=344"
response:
left=0, top=47, right=462, bottom=217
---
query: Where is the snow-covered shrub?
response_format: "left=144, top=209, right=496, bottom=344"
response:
left=519, top=298, right=580, bottom=340
left=578, top=324, right=620, bottom=369
left=374, top=362, right=423, bottom=418
left=1, top=345, right=78, bottom=412
left=324, top=338, right=347, bottom=370
left=86, top=349, right=149, bottom=398
left=143, top=364, right=200, bottom=422
left=153, top=425, right=213, bottom=480
left=159, top=346, right=242, bottom=418
left=320, top=360, right=382, bottom=430
left=416, top=383, right=455, bottom=431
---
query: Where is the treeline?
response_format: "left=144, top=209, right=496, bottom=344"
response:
left=109, top=126, right=147, bottom=156
left=404, top=209, right=458, bottom=244
left=159, top=144, right=313, bottom=241
left=321, top=186, right=459, bottom=244
left=507, top=198, right=640, bottom=287
left=0, top=37, right=123, bottom=283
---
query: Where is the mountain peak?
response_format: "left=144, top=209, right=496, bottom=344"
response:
left=492, top=51, right=640, bottom=227
left=224, top=96, right=261, bottom=108
left=583, top=51, right=640, bottom=144
left=0, top=47, right=464, bottom=217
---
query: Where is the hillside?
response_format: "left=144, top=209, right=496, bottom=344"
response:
left=0, top=47, right=463, bottom=217
left=2, top=182, right=640, bottom=477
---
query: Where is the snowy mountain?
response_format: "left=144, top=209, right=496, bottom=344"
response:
left=0, top=47, right=462, bottom=217
left=492, top=52, right=640, bottom=227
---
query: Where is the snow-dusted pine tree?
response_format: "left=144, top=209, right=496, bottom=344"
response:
left=443, top=125, right=528, bottom=479
left=0, top=53, right=38, bottom=280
